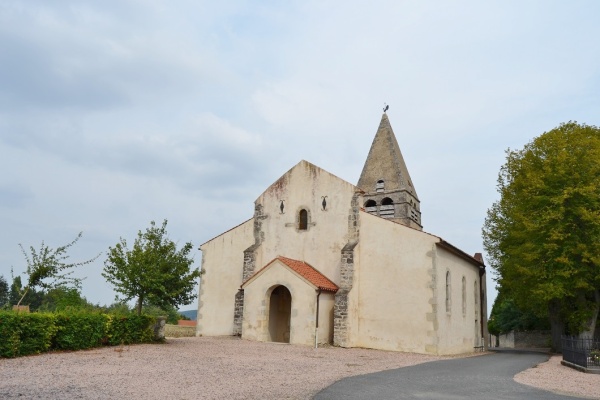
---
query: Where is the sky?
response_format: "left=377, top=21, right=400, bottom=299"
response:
left=1, top=1, right=599, bottom=315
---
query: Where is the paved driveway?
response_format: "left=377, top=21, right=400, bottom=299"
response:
left=315, top=350, right=583, bottom=399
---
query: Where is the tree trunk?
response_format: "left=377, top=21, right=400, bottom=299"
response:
left=136, top=295, right=144, bottom=315
left=16, top=287, right=29, bottom=307
left=577, top=289, right=600, bottom=340
left=548, top=299, right=564, bottom=352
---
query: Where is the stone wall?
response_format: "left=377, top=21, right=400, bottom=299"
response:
left=498, top=330, right=551, bottom=348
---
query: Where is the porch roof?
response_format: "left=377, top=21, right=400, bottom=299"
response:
left=241, top=256, right=339, bottom=293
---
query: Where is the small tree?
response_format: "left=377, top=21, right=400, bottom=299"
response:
left=9, top=275, right=44, bottom=311
left=102, top=220, right=200, bottom=315
left=15, top=232, right=98, bottom=307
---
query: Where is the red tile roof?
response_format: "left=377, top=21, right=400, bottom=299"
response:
left=242, top=256, right=339, bottom=293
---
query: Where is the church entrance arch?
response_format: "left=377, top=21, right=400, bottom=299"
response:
left=268, top=285, right=292, bottom=343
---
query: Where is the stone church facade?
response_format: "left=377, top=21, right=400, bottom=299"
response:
left=197, top=113, right=488, bottom=355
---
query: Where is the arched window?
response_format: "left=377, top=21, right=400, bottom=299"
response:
left=298, top=209, right=308, bottom=230
left=364, top=200, right=377, bottom=215
left=445, top=271, right=451, bottom=313
left=376, top=180, right=384, bottom=193
left=462, top=277, right=467, bottom=316
left=380, top=197, right=394, bottom=218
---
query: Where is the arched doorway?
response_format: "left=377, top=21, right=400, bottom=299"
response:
left=268, top=285, right=292, bottom=343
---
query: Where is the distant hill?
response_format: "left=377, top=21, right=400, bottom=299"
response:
left=179, top=309, right=197, bottom=321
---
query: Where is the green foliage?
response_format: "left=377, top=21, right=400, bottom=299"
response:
left=53, top=312, right=109, bottom=350
left=483, top=122, right=600, bottom=336
left=9, top=275, right=43, bottom=311
left=38, top=287, right=93, bottom=312
left=0, top=312, right=21, bottom=357
left=488, top=292, right=549, bottom=335
left=142, top=303, right=184, bottom=324
left=103, top=220, right=200, bottom=315
left=105, top=314, right=156, bottom=345
left=0, top=275, right=9, bottom=308
left=101, top=301, right=132, bottom=315
left=15, top=233, right=99, bottom=307
left=18, top=313, right=58, bottom=356
left=0, top=311, right=57, bottom=357
left=0, top=309, right=160, bottom=358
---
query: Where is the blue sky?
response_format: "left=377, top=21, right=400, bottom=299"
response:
left=1, top=1, right=599, bottom=314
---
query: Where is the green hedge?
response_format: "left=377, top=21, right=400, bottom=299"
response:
left=0, top=312, right=56, bottom=357
left=53, top=312, right=110, bottom=350
left=0, top=311, right=158, bottom=358
left=105, top=314, right=156, bottom=345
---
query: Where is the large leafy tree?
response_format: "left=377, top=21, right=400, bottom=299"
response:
left=102, top=220, right=200, bottom=315
left=483, top=122, right=600, bottom=349
left=15, top=233, right=98, bottom=307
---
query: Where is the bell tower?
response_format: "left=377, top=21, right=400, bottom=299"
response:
left=357, top=112, right=422, bottom=230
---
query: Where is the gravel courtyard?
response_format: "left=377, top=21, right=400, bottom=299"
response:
left=1, top=337, right=597, bottom=399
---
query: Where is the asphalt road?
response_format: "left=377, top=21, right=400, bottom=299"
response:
left=314, top=350, right=583, bottom=400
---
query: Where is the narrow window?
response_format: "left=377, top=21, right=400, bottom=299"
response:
left=445, top=271, right=451, bottom=313
left=299, top=209, right=308, bottom=230
left=462, top=277, right=467, bottom=316
left=376, top=180, right=384, bottom=193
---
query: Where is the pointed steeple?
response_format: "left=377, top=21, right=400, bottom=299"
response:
left=357, top=113, right=422, bottom=229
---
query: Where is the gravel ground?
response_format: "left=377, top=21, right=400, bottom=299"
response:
left=514, top=355, right=600, bottom=399
left=0, top=337, right=596, bottom=399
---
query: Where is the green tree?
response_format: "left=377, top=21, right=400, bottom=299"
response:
left=9, top=275, right=44, bottom=311
left=38, top=287, right=92, bottom=312
left=102, top=220, right=200, bottom=315
left=15, top=232, right=99, bottom=306
left=487, top=289, right=549, bottom=336
left=0, top=275, right=9, bottom=308
left=483, top=122, right=600, bottom=350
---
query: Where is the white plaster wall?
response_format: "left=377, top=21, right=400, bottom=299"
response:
left=254, top=160, right=357, bottom=282
left=352, top=212, right=437, bottom=353
left=242, top=263, right=327, bottom=346
left=197, top=219, right=254, bottom=336
left=434, top=247, right=483, bottom=355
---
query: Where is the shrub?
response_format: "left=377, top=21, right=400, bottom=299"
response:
left=105, top=314, right=156, bottom=345
left=0, top=310, right=158, bottom=358
left=0, top=312, right=21, bottom=357
left=53, top=312, right=109, bottom=350
left=0, top=311, right=56, bottom=357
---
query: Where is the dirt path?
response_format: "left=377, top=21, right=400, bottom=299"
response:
left=1, top=337, right=596, bottom=399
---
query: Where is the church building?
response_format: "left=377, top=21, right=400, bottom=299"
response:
left=197, top=113, right=488, bottom=355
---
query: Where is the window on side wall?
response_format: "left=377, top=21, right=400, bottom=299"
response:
left=445, top=271, right=451, bottom=313
left=462, top=276, right=466, bottom=317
